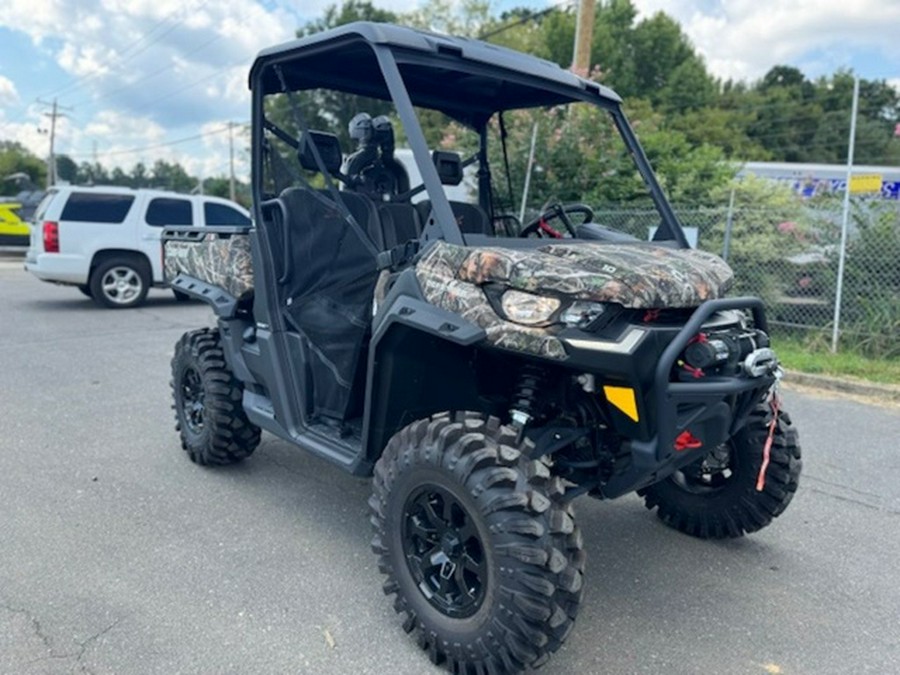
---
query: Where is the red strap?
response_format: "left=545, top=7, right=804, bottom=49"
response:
left=755, top=393, right=780, bottom=492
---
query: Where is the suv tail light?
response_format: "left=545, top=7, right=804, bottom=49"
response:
left=43, top=221, right=59, bottom=253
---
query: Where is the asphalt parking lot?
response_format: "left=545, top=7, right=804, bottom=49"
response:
left=2, top=256, right=899, bottom=675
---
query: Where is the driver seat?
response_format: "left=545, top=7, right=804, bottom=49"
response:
left=414, top=151, right=492, bottom=235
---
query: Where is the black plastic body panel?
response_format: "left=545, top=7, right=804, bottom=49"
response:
left=170, top=274, right=240, bottom=318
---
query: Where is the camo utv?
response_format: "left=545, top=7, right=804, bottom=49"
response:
left=165, top=22, right=801, bottom=675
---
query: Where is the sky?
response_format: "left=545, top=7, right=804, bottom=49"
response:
left=1, top=0, right=899, bottom=185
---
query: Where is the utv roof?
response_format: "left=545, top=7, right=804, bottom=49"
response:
left=250, top=21, right=622, bottom=124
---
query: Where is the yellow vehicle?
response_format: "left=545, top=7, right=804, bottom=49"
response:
left=0, top=200, right=31, bottom=246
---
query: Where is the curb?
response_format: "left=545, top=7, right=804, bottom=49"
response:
left=783, top=369, right=900, bottom=402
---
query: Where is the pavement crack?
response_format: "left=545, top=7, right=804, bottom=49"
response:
left=1, top=599, right=75, bottom=663
left=804, top=473, right=885, bottom=500
left=806, top=486, right=900, bottom=515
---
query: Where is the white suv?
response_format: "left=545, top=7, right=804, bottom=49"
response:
left=24, top=186, right=251, bottom=308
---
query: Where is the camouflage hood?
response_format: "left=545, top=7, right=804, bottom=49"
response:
left=417, top=240, right=733, bottom=309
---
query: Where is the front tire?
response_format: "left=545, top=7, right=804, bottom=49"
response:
left=640, top=399, right=801, bottom=539
left=89, top=256, right=150, bottom=308
left=370, top=412, right=584, bottom=674
left=171, top=328, right=260, bottom=465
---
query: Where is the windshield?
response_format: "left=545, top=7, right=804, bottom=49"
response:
left=256, top=56, right=683, bottom=248
left=482, top=102, right=659, bottom=241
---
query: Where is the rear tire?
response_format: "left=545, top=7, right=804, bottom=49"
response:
left=77, top=284, right=93, bottom=298
left=89, top=256, right=150, bottom=308
left=370, top=412, right=584, bottom=674
left=639, top=400, right=801, bottom=539
left=171, top=328, right=260, bottom=465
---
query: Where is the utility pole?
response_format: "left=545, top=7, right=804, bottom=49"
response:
left=36, top=98, right=72, bottom=188
left=571, top=0, right=596, bottom=75
left=228, top=121, right=236, bottom=202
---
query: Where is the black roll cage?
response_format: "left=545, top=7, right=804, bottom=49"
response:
left=249, top=22, right=690, bottom=250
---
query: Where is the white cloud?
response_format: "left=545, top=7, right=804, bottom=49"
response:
left=632, top=0, right=900, bottom=81
left=4, top=0, right=297, bottom=124
left=0, top=76, right=20, bottom=107
left=0, top=102, right=52, bottom=163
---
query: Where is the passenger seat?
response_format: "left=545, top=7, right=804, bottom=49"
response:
left=415, top=200, right=492, bottom=236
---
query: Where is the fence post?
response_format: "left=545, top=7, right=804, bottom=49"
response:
left=831, top=76, right=860, bottom=353
left=722, top=186, right=736, bottom=262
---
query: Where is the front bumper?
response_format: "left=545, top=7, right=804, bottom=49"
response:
left=586, top=297, right=777, bottom=499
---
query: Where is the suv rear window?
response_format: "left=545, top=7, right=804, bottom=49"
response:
left=33, top=190, right=57, bottom=223
left=204, top=202, right=250, bottom=226
left=146, top=198, right=193, bottom=226
left=60, top=193, right=135, bottom=223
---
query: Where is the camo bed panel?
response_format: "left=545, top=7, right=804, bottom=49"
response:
left=164, top=232, right=253, bottom=299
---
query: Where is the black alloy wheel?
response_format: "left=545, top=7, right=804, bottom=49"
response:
left=402, top=484, right=487, bottom=619
left=179, top=366, right=205, bottom=434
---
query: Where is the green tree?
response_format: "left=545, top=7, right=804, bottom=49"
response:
left=630, top=12, right=713, bottom=107
left=55, top=154, right=78, bottom=183
left=150, top=159, right=195, bottom=193
left=0, top=141, right=46, bottom=195
left=668, top=107, right=770, bottom=160
left=298, top=0, right=398, bottom=37
left=404, top=0, right=491, bottom=37
left=76, top=162, right=109, bottom=185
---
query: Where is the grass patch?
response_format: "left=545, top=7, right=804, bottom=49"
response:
left=772, top=336, right=900, bottom=385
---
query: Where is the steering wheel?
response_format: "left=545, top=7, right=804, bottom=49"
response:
left=519, top=203, right=594, bottom=238
left=493, top=212, right=522, bottom=237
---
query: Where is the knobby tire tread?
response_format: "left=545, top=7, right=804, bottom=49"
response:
left=639, top=402, right=801, bottom=539
left=171, top=328, right=260, bottom=465
left=369, top=412, right=584, bottom=674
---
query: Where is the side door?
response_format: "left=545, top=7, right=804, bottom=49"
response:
left=140, top=195, right=194, bottom=282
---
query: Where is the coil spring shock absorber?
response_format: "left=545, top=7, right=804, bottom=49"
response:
left=510, top=365, right=545, bottom=431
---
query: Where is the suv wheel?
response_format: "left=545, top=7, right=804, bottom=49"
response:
left=639, top=400, right=801, bottom=538
left=370, top=412, right=584, bottom=674
left=90, top=257, right=150, bottom=308
left=171, top=328, right=261, bottom=465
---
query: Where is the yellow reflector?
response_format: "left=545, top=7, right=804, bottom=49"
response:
left=603, top=385, right=639, bottom=422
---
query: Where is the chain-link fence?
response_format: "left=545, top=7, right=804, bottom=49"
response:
left=593, top=197, right=900, bottom=358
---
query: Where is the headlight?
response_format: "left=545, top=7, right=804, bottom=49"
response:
left=560, top=301, right=607, bottom=328
left=500, top=290, right=561, bottom=326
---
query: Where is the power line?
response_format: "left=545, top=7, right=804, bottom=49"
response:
left=66, top=123, right=247, bottom=161
left=39, top=0, right=213, bottom=101
left=478, top=2, right=571, bottom=40
left=67, top=36, right=238, bottom=109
